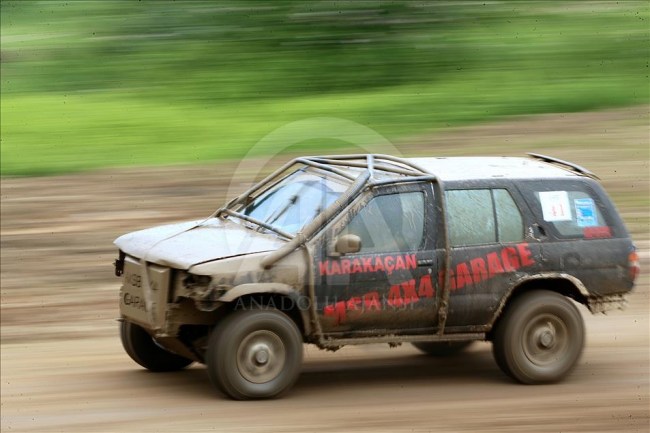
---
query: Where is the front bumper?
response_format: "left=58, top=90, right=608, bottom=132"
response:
left=119, top=255, right=171, bottom=330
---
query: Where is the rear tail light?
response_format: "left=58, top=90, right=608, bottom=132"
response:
left=628, top=251, right=640, bottom=282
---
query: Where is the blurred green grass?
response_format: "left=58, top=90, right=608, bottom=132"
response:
left=1, top=1, right=648, bottom=176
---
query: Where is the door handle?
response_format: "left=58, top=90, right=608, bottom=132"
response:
left=417, top=259, right=433, bottom=267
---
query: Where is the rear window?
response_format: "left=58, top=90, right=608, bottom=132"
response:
left=535, top=189, right=609, bottom=238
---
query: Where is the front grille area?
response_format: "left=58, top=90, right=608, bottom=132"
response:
left=119, top=256, right=170, bottom=330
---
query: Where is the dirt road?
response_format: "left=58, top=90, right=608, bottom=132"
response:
left=1, top=107, right=648, bottom=432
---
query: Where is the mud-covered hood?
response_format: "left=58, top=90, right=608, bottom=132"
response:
left=114, top=217, right=285, bottom=269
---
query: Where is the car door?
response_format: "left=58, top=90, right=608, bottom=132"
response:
left=311, top=182, right=439, bottom=334
left=442, top=187, right=543, bottom=329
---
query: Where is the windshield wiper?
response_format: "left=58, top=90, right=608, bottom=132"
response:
left=265, top=194, right=299, bottom=229
left=220, top=208, right=294, bottom=240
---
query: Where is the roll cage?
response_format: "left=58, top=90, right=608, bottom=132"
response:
left=213, top=154, right=453, bottom=334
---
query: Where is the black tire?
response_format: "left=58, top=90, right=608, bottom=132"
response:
left=492, top=291, right=585, bottom=384
left=206, top=309, right=303, bottom=400
left=412, top=341, right=473, bottom=357
left=120, top=321, right=193, bottom=372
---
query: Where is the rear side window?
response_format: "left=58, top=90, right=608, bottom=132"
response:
left=536, top=189, right=608, bottom=238
left=494, top=189, right=525, bottom=242
left=446, top=189, right=523, bottom=247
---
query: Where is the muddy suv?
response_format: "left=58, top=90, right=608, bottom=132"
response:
left=114, top=153, right=638, bottom=399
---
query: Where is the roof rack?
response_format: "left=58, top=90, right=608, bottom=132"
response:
left=527, top=153, right=600, bottom=180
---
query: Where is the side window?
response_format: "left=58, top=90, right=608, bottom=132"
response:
left=340, top=192, right=425, bottom=254
left=446, top=190, right=495, bottom=246
left=494, top=189, right=524, bottom=242
left=536, top=190, right=607, bottom=237
left=446, top=188, right=523, bottom=247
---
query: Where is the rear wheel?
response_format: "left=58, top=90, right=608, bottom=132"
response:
left=492, top=291, right=585, bottom=384
left=120, top=321, right=193, bottom=372
left=206, top=309, right=303, bottom=400
left=412, top=341, right=473, bottom=357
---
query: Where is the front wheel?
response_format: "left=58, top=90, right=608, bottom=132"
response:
left=206, top=309, right=303, bottom=400
left=492, top=291, right=585, bottom=384
left=120, top=321, right=193, bottom=372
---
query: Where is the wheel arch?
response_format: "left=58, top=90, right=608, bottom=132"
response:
left=487, top=273, right=589, bottom=338
left=217, top=283, right=312, bottom=338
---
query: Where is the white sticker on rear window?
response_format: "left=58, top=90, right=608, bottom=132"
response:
left=539, top=191, right=572, bottom=222
left=574, top=198, right=598, bottom=227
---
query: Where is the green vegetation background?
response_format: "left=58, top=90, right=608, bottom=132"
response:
left=1, top=1, right=648, bottom=175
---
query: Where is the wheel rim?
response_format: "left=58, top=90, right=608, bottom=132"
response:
left=522, top=313, right=569, bottom=367
left=236, top=330, right=286, bottom=384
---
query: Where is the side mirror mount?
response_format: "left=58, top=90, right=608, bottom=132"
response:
left=334, top=234, right=362, bottom=255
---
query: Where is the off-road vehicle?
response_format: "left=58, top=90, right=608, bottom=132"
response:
left=114, top=153, right=638, bottom=399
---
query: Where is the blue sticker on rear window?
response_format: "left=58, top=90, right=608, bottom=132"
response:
left=574, top=198, right=598, bottom=227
